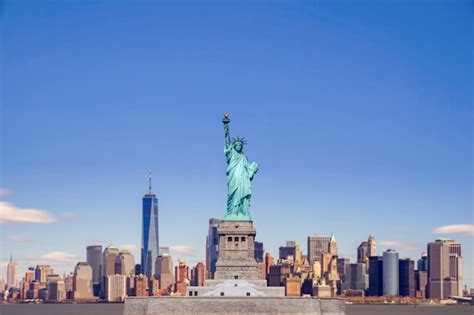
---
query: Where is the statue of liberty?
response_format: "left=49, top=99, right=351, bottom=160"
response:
left=222, top=113, right=259, bottom=221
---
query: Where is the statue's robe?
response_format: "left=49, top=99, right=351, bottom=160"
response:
left=224, top=145, right=258, bottom=219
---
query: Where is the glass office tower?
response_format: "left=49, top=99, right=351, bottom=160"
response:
left=141, top=172, right=159, bottom=278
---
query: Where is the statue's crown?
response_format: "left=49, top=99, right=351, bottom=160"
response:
left=232, top=136, right=247, bottom=145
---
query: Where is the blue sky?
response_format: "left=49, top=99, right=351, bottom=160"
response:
left=1, top=0, right=472, bottom=287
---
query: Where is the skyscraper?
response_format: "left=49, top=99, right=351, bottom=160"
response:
left=357, top=235, right=376, bottom=263
left=254, top=241, right=264, bottom=263
left=105, top=274, right=127, bottom=302
left=307, top=234, right=337, bottom=264
left=102, top=245, right=119, bottom=296
left=336, top=257, right=350, bottom=294
left=141, top=171, right=159, bottom=279
left=175, top=261, right=189, bottom=295
left=427, top=239, right=463, bottom=299
left=46, top=274, right=66, bottom=302
left=342, top=263, right=368, bottom=292
left=115, top=250, right=136, bottom=277
left=417, top=252, right=428, bottom=272
left=7, top=254, right=16, bottom=289
left=279, top=240, right=297, bottom=261
left=35, top=265, right=52, bottom=284
left=192, top=262, right=206, bottom=287
left=368, top=256, right=383, bottom=296
left=399, top=258, right=415, bottom=297
left=383, top=249, right=399, bottom=296
left=73, top=262, right=94, bottom=300
left=155, top=253, right=174, bottom=292
left=86, top=245, right=102, bottom=296
left=205, top=218, right=222, bottom=278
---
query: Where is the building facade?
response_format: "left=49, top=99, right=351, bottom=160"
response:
left=417, top=252, right=428, bottom=272
left=192, top=262, right=206, bottom=287
left=427, top=239, right=463, bottom=300
left=105, top=274, right=127, bottom=302
left=156, top=253, right=174, bottom=293
left=46, top=275, right=65, bottom=302
left=86, top=245, right=102, bottom=295
left=368, top=256, right=383, bottom=296
left=382, top=249, right=399, bottom=296
left=399, top=258, right=415, bottom=297
left=73, top=262, right=94, bottom=300
left=357, top=235, right=376, bottom=263
left=206, top=218, right=223, bottom=278
left=35, top=265, right=52, bottom=284
left=115, top=250, right=136, bottom=276
left=307, top=234, right=337, bottom=264
left=254, top=241, right=264, bottom=263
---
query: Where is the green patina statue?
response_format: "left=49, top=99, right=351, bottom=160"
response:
left=222, top=113, right=259, bottom=221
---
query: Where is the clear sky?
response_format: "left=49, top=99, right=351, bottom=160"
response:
left=1, top=0, right=472, bottom=288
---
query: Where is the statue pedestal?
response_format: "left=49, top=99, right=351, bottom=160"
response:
left=214, top=220, right=260, bottom=280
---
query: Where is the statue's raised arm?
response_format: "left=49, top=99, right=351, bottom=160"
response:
left=223, top=113, right=231, bottom=148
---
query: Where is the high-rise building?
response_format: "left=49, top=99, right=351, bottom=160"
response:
left=86, top=245, right=102, bottom=295
left=102, top=245, right=119, bottom=296
left=427, top=239, right=463, bottom=299
left=368, top=256, right=383, bottom=296
left=383, top=249, right=399, bottom=296
left=155, top=253, right=174, bottom=292
left=105, top=274, right=127, bottom=302
left=264, top=252, right=274, bottom=280
left=336, top=258, right=350, bottom=294
left=174, top=261, right=189, bottom=295
left=46, top=274, right=65, bottom=302
left=64, top=273, right=74, bottom=299
left=35, top=265, right=52, bottom=284
left=417, top=252, right=428, bottom=272
left=115, top=250, right=136, bottom=277
left=307, top=234, right=337, bottom=264
left=254, top=241, right=264, bottom=263
left=21, top=269, right=35, bottom=299
left=141, top=171, right=159, bottom=279
left=103, top=245, right=120, bottom=277
left=7, top=254, right=16, bottom=289
left=205, top=218, right=223, bottom=278
left=357, top=235, right=376, bottom=263
left=415, top=270, right=428, bottom=299
left=192, top=262, right=206, bottom=287
left=342, top=263, right=368, bottom=292
left=279, top=241, right=297, bottom=261
left=132, top=274, right=148, bottom=296
left=399, top=258, right=415, bottom=297
left=73, top=262, right=93, bottom=300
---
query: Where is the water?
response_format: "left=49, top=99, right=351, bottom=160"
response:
left=0, top=303, right=472, bottom=315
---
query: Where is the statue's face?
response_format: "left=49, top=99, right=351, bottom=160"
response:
left=234, top=142, right=243, bottom=152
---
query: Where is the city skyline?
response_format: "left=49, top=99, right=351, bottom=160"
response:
left=1, top=0, right=472, bottom=291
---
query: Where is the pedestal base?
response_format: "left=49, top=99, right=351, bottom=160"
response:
left=214, top=220, right=260, bottom=280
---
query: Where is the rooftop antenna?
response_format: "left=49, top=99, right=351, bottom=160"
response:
left=148, top=169, right=152, bottom=194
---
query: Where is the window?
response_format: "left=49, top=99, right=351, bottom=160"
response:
left=188, top=291, right=192, bottom=296
left=234, top=237, right=239, bottom=242
left=220, top=292, right=224, bottom=296
left=241, top=237, right=245, bottom=242
left=227, top=237, right=232, bottom=242
left=246, top=292, right=251, bottom=296
left=234, top=275, right=238, bottom=279
left=194, top=291, right=198, bottom=296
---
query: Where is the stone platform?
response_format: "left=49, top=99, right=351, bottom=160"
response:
left=123, top=296, right=345, bottom=315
